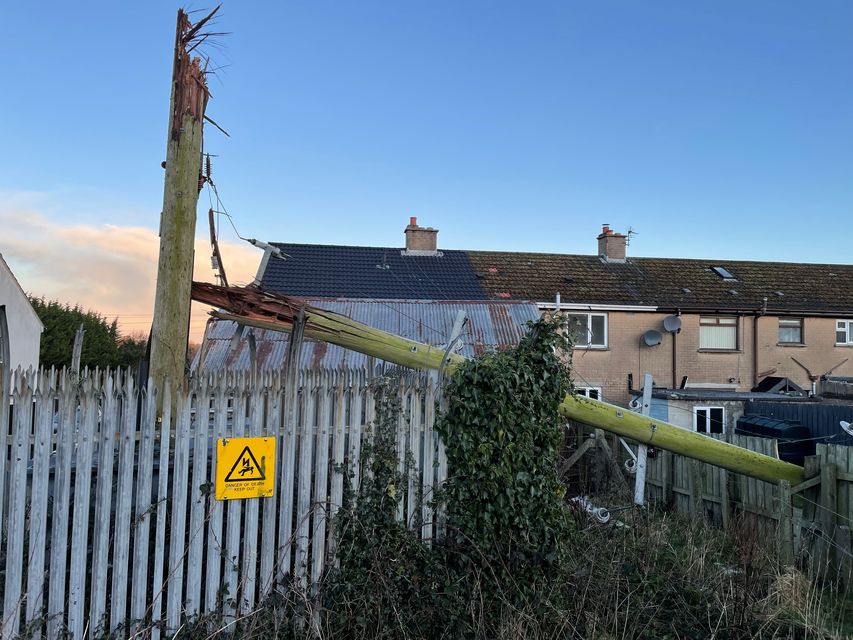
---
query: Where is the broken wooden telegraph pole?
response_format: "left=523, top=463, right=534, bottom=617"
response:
left=191, top=281, right=804, bottom=485
left=149, top=7, right=219, bottom=404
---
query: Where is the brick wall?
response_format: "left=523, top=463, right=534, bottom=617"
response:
left=563, top=311, right=853, bottom=405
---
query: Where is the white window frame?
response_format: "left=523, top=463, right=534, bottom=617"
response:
left=693, top=406, right=725, bottom=435
left=575, top=386, right=603, bottom=400
left=836, top=320, right=853, bottom=346
left=566, top=312, right=608, bottom=349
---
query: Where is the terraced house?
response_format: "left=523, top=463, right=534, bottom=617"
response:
left=256, top=219, right=853, bottom=405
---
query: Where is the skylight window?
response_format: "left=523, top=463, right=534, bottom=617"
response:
left=711, top=266, right=737, bottom=281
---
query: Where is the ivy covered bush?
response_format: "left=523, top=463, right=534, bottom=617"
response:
left=437, top=317, right=574, bottom=559
left=324, top=317, right=578, bottom=638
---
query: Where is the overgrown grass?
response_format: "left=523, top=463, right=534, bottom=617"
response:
left=150, top=509, right=851, bottom=639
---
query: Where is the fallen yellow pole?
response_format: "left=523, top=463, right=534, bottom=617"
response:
left=212, top=311, right=467, bottom=371
left=558, top=394, right=803, bottom=485
left=194, top=282, right=804, bottom=485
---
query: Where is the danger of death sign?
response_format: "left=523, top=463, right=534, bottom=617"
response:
left=215, top=437, right=276, bottom=501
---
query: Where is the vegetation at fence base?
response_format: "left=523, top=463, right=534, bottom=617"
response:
left=323, top=379, right=453, bottom=638
left=147, top=513, right=851, bottom=640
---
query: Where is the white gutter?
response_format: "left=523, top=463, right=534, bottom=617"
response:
left=537, top=302, right=658, bottom=312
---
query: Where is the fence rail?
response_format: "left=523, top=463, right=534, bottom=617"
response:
left=0, top=367, right=445, bottom=639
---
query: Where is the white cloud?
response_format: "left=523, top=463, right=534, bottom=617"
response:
left=0, top=203, right=259, bottom=342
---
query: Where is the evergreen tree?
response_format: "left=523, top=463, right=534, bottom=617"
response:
left=29, top=297, right=148, bottom=369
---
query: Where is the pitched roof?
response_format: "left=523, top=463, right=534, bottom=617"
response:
left=259, top=244, right=853, bottom=314
left=262, top=243, right=486, bottom=300
left=468, top=252, right=853, bottom=313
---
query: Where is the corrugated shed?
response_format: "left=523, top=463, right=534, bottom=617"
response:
left=192, top=298, right=541, bottom=373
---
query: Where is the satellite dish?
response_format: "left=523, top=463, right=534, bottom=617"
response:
left=663, top=315, right=682, bottom=333
left=643, top=330, right=663, bottom=347
left=841, top=421, right=853, bottom=437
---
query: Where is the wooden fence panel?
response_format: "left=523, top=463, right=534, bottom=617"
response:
left=294, top=373, right=316, bottom=589
left=2, top=375, right=32, bottom=639
left=395, top=378, right=408, bottom=522
left=149, top=388, right=172, bottom=640
left=422, top=378, right=436, bottom=542
left=205, top=380, right=229, bottom=615
left=67, top=378, right=97, bottom=639
left=90, top=375, right=117, bottom=631
left=185, top=378, right=210, bottom=618
left=130, top=382, right=156, bottom=630
left=224, top=381, right=248, bottom=618
left=26, top=373, right=52, bottom=635
left=349, top=374, right=366, bottom=495
left=241, top=382, right=264, bottom=612
left=47, top=377, right=77, bottom=639
left=166, top=392, right=192, bottom=631
left=260, top=380, right=283, bottom=598
left=278, top=375, right=301, bottom=581
left=111, top=376, right=139, bottom=631
left=407, top=382, right=422, bottom=529
left=311, top=372, right=333, bottom=587
left=0, top=367, right=448, bottom=637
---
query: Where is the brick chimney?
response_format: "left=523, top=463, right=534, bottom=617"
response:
left=403, top=217, right=439, bottom=255
left=597, top=224, right=627, bottom=262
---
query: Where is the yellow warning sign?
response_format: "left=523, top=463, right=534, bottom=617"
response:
left=215, top=437, right=275, bottom=500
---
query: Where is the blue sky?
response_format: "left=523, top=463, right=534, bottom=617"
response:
left=2, top=0, right=852, bottom=301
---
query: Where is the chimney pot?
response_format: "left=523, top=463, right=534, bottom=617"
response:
left=410, top=216, right=417, bottom=226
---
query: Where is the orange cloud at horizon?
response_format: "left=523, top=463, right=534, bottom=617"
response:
left=0, top=209, right=260, bottom=342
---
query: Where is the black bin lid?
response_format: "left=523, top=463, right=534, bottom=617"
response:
left=736, top=415, right=810, bottom=440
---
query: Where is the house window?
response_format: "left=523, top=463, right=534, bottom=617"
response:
left=837, top=320, right=853, bottom=345
left=566, top=313, right=607, bottom=348
left=778, top=318, right=804, bottom=344
left=699, top=316, right=738, bottom=350
left=694, top=406, right=725, bottom=434
left=576, top=386, right=603, bottom=400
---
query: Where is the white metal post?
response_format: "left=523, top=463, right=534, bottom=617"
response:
left=633, top=373, right=653, bottom=506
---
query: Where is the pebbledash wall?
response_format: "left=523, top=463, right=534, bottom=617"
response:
left=561, top=311, right=853, bottom=405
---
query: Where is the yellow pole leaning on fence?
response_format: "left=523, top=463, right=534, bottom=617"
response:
left=193, top=283, right=805, bottom=486
left=557, top=395, right=803, bottom=485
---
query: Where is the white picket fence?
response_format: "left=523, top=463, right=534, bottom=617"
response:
left=0, top=367, right=446, bottom=639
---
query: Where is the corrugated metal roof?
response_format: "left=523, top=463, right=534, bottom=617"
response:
left=192, top=298, right=541, bottom=373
